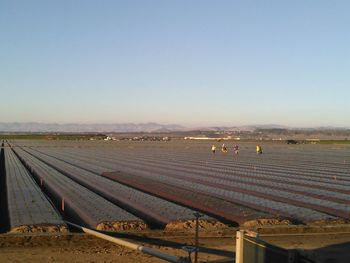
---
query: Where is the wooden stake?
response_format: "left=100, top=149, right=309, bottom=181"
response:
left=61, top=198, right=65, bottom=212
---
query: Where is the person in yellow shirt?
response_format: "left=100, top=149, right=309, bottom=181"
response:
left=256, top=145, right=263, bottom=154
left=211, top=144, right=216, bottom=154
left=221, top=144, right=228, bottom=153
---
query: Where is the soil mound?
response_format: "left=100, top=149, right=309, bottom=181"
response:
left=165, top=219, right=228, bottom=230
left=243, top=218, right=292, bottom=228
left=10, top=224, right=68, bottom=234
left=96, top=221, right=148, bottom=231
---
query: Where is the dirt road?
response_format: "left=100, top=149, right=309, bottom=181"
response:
left=1, top=226, right=350, bottom=262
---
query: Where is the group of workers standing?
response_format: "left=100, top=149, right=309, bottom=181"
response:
left=211, top=144, right=263, bottom=155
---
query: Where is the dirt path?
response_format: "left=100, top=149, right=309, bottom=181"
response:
left=1, top=227, right=350, bottom=262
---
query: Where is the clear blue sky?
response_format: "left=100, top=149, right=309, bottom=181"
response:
left=1, top=1, right=349, bottom=127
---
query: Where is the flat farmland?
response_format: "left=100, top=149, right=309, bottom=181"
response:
left=1, top=139, right=349, bottom=235
left=2, top=139, right=350, bottom=262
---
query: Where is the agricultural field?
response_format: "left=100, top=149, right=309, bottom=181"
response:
left=1, top=139, right=350, bottom=235
left=1, top=139, right=350, bottom=262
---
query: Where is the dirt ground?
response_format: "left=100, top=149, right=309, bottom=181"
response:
left=1, top=226, right=350, bottom=263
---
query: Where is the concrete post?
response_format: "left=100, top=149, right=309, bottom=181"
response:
left=235, top=230, right=244, bottom=263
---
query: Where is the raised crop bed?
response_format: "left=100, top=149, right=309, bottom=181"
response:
left=17, top=147, right=226, bottom=230
left=4, top=147, right=66, bottom=233
left=13, top=147, right=146, bottom=231
left=10, top=140, right=350, bottom=226
left=30, top=147, right=341, bottom=223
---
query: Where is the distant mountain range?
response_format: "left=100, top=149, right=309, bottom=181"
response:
left=0, top=122, right=348, bottom=133
left=197, top=124, right=289, bottom=132
left=0, top=122, right=185, bottom=133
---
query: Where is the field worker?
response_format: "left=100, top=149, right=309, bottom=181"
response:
left=211, top=144, right=216, bottom=154
left=256, top=145, right=263, bottom=154
left=233, top=145, right=239, bottom=155
left=221, top=143, right=228, bottom=153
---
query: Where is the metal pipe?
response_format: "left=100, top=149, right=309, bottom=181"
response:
left=194, top=216, right=199, bottom=263
left=66, top=221, right=189, bottom=263
left=193, top=212, right=203, bottom=263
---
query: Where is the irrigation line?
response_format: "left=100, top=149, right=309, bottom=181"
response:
left=65, top=221, right=190, bottom=263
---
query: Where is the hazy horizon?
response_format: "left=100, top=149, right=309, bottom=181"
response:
left=0, top=121, right=349, bottom=130
left=1, top=1, right=349, bottom=127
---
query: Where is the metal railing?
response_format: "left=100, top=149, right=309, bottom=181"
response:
left=236, top=230, right=297, bottom=263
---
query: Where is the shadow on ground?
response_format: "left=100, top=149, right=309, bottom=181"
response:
left=102, top=230, right=235, bottom=259
left=300, top=241, right=350, bottom=263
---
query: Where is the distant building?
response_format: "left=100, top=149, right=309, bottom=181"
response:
left=184, top=137, right=211, bottom=140
left=184, top=136, right=231, bottom=141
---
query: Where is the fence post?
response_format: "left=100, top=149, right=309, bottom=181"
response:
left=236, top=230, right=244, bottom=263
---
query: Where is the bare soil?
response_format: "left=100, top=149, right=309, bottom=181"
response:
left=9, top=225, right=68, bottom=234
left=1, top=225, right=350, bottom=262
left=96, top=221, right=148, bottom=232
left=165, top=219, right=228, bottom=231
